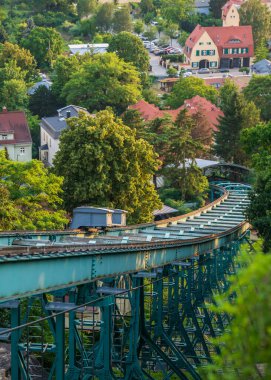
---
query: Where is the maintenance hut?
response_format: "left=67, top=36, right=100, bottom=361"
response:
left=70, top=207, right=127, bottom=229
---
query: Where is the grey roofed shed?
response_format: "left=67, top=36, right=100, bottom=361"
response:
left=70, top=207, right=127, bottom=229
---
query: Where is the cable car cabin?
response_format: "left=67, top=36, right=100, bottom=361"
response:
left=70, top=207, right=127, bottom=229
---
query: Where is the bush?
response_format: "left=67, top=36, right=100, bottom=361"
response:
left=239, top=67, right=250, bottom=74
left=161, top=54, right=184, bottom=62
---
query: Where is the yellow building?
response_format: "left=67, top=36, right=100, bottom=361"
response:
left=222, top=1, right=241, bottom=27
left=184, top=25, right=254, bottom=69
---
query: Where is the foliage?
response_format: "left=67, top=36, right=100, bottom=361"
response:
left=133, top=19, right=144, bottom=35
left=178, top=30, right=189, bottom=46
left=254, top=39, right=269, bottom=62
left=166, top=67, right=178, bottom=77
left=164, top=22, right=179, bottom=45
left=0, top=150, right=67, bottom=230
left=0, top=42, right=38, bottom=82
left=240, top=0, right=271, bottom=47
left=112, top=6, right=132, bottom=33
left=160, top=0, right=193, bottom=24
left=243, top=75, right=271, bottom=121
left=26, top=112, right=41, bottom=159
left=215, top=79, right=260, bottom=164
left=61, top=53, right=142, bottom=113
left=204, top=242, right=271, bottom=379
left=143, top=25, right=157, bottom=41
left=108, top=32, right=149, bottom=72
left=0, top=79, right=28, bottom=110
left=209, top=0, right=227, bottom=19
left=95, top=3, right=114, bottom=32
left=167, top=76, right=218, bottom=109
left=53, top=109, right=162, bottom=223
left=162, top=110, right=209, bottom=202
left=22, top=26, right=64, bottom=67
left=77, top=0, right=97, bottom=18
left=29, top=85, right=59, bottom=118
left=161, top=54, right=183, bottom=62
left=142, top=88, right=160, bottom=106
left=241, top=122, right=271, bottom=251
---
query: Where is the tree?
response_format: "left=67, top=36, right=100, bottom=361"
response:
left=215, top=80, right=260, bottom=164
left=205, top=243, right=271, bottom=379
left=108, top=32, right=150, bottom=72
left=0, top=42, right=38, bottom=82
left=53, top=109, right=162, bottom=223
left=27, top=113, right=41, bottom=159
left=163, top=110, right=208, bottom=203
left=51, top=54, right=85, bottom=101
left=95, top=3, right=114, bottom=32
left=22, top=27, right=64, bottom=67
left=243, top=75, right=271, bottom=121
left=113, top=6, right=132, bottom=33
left=254, top=39, right=269, bottom=62
left=0, top=79, right=28, bottom=110
left=241, top=122, right=271, bottom=251
left=62, top=53, right=141, bottom=113
left=191, top=108, right=214, bottom=154
left=143, top=25, right=157, bottom=41
left=167, top=76, right=218, bottom=109
left=209, top=0, right=227, bottom=19
left=29, top=85, right=59, bottom=118
left=164, top=23, right=179, bottom=46
left=77, top=0, right=97, bottom=18
left=0, top=150, right=68, bottom=230
left=160, top=0, right=193, bottom=24
left=134, top=19, right=144, bottom=35
left=240, top=0, right=271, bottom=47
left=140, top=0, right=155, bottom=15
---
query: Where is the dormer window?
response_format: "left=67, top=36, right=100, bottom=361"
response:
left=229, top=39, right=241, bottom=43
left=1, top=134, right=7, bottom=140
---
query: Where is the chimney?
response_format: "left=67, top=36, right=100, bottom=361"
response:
left=2, top=106, right=7, bottom=113
left=66, top=110, right=71, bottom=118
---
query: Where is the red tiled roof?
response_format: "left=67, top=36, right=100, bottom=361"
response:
left=129, top=96, right=223, bottom=132
left=185, top=24, right=254, bottom=58
left=179, top=95, right=223, bottom=132
left=0, top=109, right=32, bottom=145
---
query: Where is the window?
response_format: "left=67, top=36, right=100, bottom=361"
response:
left=209, top=50, right=215, bottom=56
left=201, top=50, right=207, bottom=56
left=207, top=42, right=211, bottom=45
left=210, top=61, right=217, bottom=68
left=223, top=48, right=229, bottom=54
left=1, top=135, right=7, bottom=140
left=192, top=62, right=198, bottom=68
left=20, top=147, right=25, bottom=155
left=242, top=47, right=249, bottom=54
left=232, top=48, right=239, bottom=54
left=196, top=50, right=200, bottom=56
left=199, top=42, right=203, bottom=45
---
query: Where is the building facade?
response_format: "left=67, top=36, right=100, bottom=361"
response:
left=40, top=105, right=89, bottom=166
left=184, top=25, right=254, bottom=69
left=222, top=0, right=241, bottom=27
left=0, top=108, right=32, bottom=162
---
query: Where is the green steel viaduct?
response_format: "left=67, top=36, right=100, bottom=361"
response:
left=0, top=182, right=251, bottom=379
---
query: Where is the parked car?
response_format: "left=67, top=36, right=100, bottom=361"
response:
left=198, top=68, right=210, bottom=74
left=183, top=71, right=193, bottom=78
left=151, top=21, right=158, bottom=26
left=219, top=68, right=230, bottom=73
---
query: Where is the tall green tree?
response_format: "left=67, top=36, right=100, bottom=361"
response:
left=160, top=0, right=193, bottom=24
left=209, top=0, right=227, bottom=19
left=53, top=109, right=162, bottom=223
left=95, top=3, right=114, bottom=32
left=243, top=75, right=271, bottom=121
left=77, top=0, right=97, bottom=18
left=241, top=122, right=271, bottom=251
left=215, top=80, right=260, bottom=164
left=112, top=6, right=132, bottom=33
left=254, top=39, right=269, bottom=62
left=108, top=32, right=149, bottom=72
left=22, top=27, right=64, bottom=67
left=163, top=110, right=208, bottom=203
left=240, top=0, right=271, bottom=47
left=133, top=19, right=144, bottom=35
left=205, top=243, right=271, bottom=379
left=0, top=79, right=28, bottom=110
left=62, top=53, right=141, bottom=113
left=167, top=76, right=218, bottom=109
left=0, top=42, right=38, bottom=82
left=29, top=85, right=59, bottom=118
left=0, top=151, right=68, bottom=230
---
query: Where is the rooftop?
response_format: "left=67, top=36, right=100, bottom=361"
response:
left=0, top=108, right=32, bottom=145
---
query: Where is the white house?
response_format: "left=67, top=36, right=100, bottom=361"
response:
left=40, top=105, right=89, bottom=166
